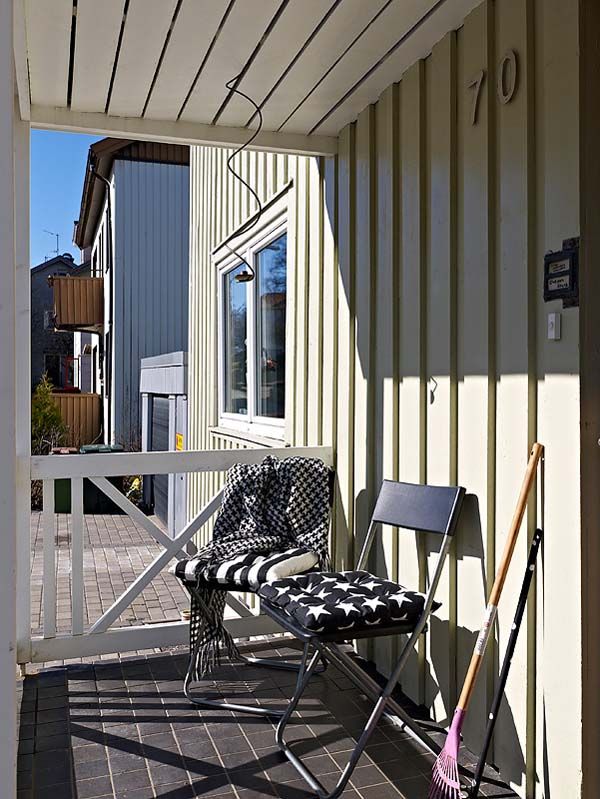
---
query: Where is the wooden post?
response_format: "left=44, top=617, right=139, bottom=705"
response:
left=580, top=0, right=600, bottom=795
left=0, top=0, right=17, bottom=794
left=71, top=479, right=84, bottom=636
left=141, top=392, right=152, bottom=509
left=15, top=98, right=31, bottom=665
left=168, top=393, right=177, bottom=537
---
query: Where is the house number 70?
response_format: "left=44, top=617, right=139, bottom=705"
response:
left=467, top=49, right=518, bottom=125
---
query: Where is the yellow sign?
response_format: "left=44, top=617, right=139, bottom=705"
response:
left=175, top=433, right=184, bottom=451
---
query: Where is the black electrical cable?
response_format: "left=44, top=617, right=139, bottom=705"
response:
left=223, top=74, right=264, bottom=282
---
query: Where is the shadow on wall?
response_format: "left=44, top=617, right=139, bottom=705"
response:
left=429, top=494, right=526, bottom=789
left=358, top=491, right=528, bottom=790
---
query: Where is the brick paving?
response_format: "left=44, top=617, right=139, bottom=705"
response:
left=16, top=640, right=518, bottom=799
left=30, top=512, right=190, bottom=636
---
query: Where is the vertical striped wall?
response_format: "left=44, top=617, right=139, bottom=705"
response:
left=187, top=0, right=581, bottom=795
left=111, top=159, right=189, bottom=448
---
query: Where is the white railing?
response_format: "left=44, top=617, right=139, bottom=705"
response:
left=21, top=445, right=334, bottom=664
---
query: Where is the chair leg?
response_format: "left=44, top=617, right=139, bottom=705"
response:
left=184, top=670, right=284, bottom=719
left=184, top=582, right=325, bottom=716
left=323, top=641, right=442, bottom=756
left=276, top=639, right=402, bottom=799
left=275, top=642, right=322, bottom=741
left=275, top=643, right=329, bottom=796
left=240, top=650, right=328, bottom=674
left=275, top=637, right=445, bottom=799
left=184, top=644, right=326, bottom=719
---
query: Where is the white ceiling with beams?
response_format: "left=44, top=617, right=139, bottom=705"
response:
left=16, top=0, right=479, bottom=155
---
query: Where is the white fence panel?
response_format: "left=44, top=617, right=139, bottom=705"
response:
left=22, top=445, right=333, bottom=663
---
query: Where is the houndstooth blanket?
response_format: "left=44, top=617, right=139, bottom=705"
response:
left=180, top=456, right=331, bottom=684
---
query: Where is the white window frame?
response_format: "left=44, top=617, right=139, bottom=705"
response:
left=215, top=192, right=289, bottom=440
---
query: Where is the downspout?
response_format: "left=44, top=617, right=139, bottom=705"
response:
left=88, top=164, right=114, bottom=445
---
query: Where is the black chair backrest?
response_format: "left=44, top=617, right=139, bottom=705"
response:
left=371, top=480, right=465, bottom=537
left=327, top=468, right=336, bottom=507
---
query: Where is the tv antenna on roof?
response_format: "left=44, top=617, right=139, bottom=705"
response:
left=44, top=229, right=60, bottom=257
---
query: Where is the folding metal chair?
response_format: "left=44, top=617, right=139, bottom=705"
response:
left=258, top=479, right=465, bottom=799
left=174, top=467, right=336, bottom=719
left=180, top=574, right=328, bottom=719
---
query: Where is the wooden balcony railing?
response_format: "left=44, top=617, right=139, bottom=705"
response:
left=52, top=392, right=102, bottom=448
left=49, top=275, right=104, bottom=332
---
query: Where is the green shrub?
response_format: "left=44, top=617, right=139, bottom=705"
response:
left=31, top=375, right=68, bottom=509
left=31, top=374, right=67, bottom=455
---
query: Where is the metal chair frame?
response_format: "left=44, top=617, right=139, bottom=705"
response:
left=182, top=469, right=336, bottom=718
left=260, top=479, right=465, bottom=799
left=182, top=582, right=328, bottom=718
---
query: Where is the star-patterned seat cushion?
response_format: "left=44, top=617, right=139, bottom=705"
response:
left=258, top=571, right=440, bottom=634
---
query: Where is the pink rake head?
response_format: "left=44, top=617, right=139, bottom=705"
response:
left=428, top=708, right=465, bottom=799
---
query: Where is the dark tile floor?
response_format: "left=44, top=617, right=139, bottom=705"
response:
left=16, top=640, right=517, bottom=799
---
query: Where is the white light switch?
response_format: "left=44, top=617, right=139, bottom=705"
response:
left=547, top=312, right=561, bottom=341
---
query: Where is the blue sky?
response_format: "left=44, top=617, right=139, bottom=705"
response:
left=30, top=130, right=102, bottom=267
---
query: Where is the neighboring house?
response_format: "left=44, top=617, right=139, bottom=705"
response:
left=183, top=1, right=579, bottom=796
left=30, top=253, right=79, bottom=390
left=70, top=138, right=190, bottom=449
left=70, top=259, right=101, bottom=395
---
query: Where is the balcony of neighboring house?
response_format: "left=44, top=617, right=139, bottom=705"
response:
left=48, top=275, right=104, bottom=334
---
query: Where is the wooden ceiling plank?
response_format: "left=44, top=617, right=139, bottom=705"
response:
left=108, top=0, right=178, bottom=118
left=25, top=0, right=73, bottom=107
left=71, top=0, right=126, bottom=113
left=215, top=0, right=338, bottom=128
left=255, top=0, right=390, bottom=133
left=144, top=0, right=230, bottom=121
left=313, top=0, right=481, bottom=135
left=281, top=0, right=439, bottom=133
left=179, top=0, right=281, bottom=126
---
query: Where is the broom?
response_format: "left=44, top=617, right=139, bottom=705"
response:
left=429, top=442, right=544, bottom=799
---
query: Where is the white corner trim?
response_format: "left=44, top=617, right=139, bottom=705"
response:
left=30, top=106, right=338, bottom=157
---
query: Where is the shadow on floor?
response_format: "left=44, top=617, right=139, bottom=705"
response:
left=16, top=640, right=518, bottom=798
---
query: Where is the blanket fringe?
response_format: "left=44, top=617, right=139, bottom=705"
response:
left=187, top=622, right=242, bottom=685
left=184, top=582, right=245, bottom=688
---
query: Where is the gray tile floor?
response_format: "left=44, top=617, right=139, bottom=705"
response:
left=16, top=640, right=518, bottom=799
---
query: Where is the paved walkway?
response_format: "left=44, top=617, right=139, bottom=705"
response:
left=16, top=640, right=518, bottom=799
left=30, top=512, right=190, bottom=636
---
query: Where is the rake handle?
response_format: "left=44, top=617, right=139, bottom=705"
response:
left=457, top=442, right=544, bottom=712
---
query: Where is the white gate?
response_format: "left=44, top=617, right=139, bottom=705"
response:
left=20, top=445, right=333, bottom=664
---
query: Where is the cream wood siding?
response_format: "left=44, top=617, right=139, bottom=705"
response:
left=187, top=0, right=580, bottom=795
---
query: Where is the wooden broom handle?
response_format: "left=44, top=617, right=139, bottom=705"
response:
left=457, top=442, right=544, bottom=712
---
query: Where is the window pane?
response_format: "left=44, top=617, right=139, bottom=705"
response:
left=224, top=264, right=248, bottom=414
left=257, top=234, right=286, bottom=418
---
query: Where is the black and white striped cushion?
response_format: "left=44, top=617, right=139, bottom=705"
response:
left=173, top=547, right=319, bottom=591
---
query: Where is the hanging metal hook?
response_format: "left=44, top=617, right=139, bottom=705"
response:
left=222, top=74, right=265, bottom=283
left=429, top=376, right=438, bottom=405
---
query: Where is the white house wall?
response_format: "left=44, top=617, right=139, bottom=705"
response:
left=91, top=198, right=112, bottom=441
left=186, top=0, right=580, bottom=795
left=107, top=159, right=190, bottom=448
